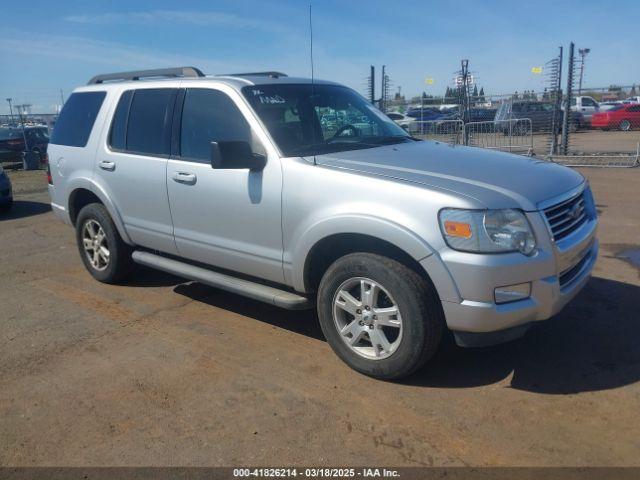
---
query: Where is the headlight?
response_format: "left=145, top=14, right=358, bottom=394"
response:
left=439, top=208, right=537, bottom=255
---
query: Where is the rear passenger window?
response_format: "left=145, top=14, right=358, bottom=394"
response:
left=180, top=89, right=253, bottom=162
left=126, top=88, right=176, bottom=156
left=109, top=90, right=133, bottom=150
left=50, top=91, right=106, bottom=147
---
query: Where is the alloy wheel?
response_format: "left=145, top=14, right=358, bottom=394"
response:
left=82, top=219, right=110, bottom=271
left=332, top=277, right=402, bottom=360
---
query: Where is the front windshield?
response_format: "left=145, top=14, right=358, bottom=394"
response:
left=242, top=84, right=412, bottom=157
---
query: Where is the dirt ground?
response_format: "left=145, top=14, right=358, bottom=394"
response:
left=532, top=129, right=640, bottom=156
left=1, top=166, right=639, bottom=467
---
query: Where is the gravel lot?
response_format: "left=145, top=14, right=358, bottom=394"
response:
left=1, top=166, right=639, bottom=467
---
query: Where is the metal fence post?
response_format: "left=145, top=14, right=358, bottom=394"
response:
left=560, top=42, right=575, bottom=155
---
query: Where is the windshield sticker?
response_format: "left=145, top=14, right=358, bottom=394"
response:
left=257, top=94, right=286, bottom=105
left=250, top=89, right=286, bottom=104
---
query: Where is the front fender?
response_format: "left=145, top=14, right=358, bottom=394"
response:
left=289, top=214, right=435, bottom=293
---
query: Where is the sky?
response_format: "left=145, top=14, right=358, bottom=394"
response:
left=1, top=0, right=639, bottom=114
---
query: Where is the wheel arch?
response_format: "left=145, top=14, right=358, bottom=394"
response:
left=292, top=216, right=436, bottom=294
left=67, top=180, right=133, bottom=245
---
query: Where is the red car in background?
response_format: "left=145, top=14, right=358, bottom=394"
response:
left=591, top=103, right=640, bottom=131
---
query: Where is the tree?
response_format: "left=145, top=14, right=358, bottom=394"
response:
left=479, top=87, right=485, bottom=103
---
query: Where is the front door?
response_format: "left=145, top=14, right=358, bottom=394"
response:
left=166, top=87, right=284, bottom=283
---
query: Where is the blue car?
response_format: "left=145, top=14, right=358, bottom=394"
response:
left=0, top=164, right=13, bottom=212
left=406, top=107, right=447, bottom=121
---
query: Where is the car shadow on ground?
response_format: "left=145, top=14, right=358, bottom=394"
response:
left=126, top=265, right=187, bottom=288
left=174, top=276, right=640, bottom=395
left=173, top=281, right=324, bottom=340
left=0, top=200, right=50, bottom=220
left=405, top=276, right=640, bottom=394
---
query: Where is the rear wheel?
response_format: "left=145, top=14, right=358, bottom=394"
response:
left=317, top=253, right=443, bottom=380
left=619, top=120, right=632, bottom=131
left=75, top=203, right=134, bottom=283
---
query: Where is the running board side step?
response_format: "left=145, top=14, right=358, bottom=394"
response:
left=131, top=251, right=313, bottom=310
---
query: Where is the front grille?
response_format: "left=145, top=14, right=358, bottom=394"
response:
left=559, top=249, right=591, bottom=288
left=544, top=191, right=588, bottom=241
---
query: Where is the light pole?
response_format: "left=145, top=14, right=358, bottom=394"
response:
left=578, top=48, right=590, bottom=94
left=5, top=98, right=14, bottom=125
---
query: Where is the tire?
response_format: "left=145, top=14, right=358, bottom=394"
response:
left=317, top=253, right=444, bottom=380
left=75, top=203, right=134, bottom=283
left=619, top=120, right=631, bottom=132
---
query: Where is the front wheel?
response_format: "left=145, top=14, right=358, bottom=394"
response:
left=317, top=253, right=444, bottom=380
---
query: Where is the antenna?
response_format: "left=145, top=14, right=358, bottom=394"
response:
left=309, top=2, right=317, bottom=165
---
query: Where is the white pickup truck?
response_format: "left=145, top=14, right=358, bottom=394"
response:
left=570, top=96, right=600, bottom=124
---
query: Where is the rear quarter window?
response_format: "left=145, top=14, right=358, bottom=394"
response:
left=50, top=91, right=106, bottom=147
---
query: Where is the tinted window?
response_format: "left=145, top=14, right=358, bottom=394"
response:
left=109, top=90, right=133, bottom=150
left=180, top=89, right=253, bottom=162
left=50, top=91, right=106, bottom=147
left=126, top=88, right=175, bottom=156
left=242, top=84, right=408, bottom=156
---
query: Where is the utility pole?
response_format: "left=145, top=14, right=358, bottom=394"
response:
left=381, top=65, right=386, bottom=112
left=59, top=89, right=65, bottom=111
left=578, top=48, right=590, bottom=94
left=369, top=65, right=375, bottom=105
left=5, top=98, right=14, bottom=124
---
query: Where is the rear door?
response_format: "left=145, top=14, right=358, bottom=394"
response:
left=94, top=87, right=178, bottom=254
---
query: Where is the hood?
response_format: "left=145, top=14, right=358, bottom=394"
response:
left=314, top=141, right=584, bottom=211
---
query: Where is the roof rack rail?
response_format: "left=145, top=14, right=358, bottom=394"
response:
left=87, top=66, right=204, bottom=85
left=221, top=71, right=288, bottom=79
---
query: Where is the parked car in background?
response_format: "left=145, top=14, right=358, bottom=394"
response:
left=570, top=96, right=599, bottom=124
left=0, top=126, right=49, bottom=163
left=406, top=107, right=449, bottom=122
left=386, top=112, right=417, bottom=133
left=0, top=164, right=13, bottom=212
left=591, top=104, right=640, bottom=131
left=599, top=101, right=623, bottom=112
left=495, top=101, right=583, bottom=133
left=622, top=96, right=640, bottom=104
left=444, top=108, right=497, bottom=123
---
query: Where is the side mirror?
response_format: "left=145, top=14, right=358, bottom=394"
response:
left=210, top=141, right=266, bottom=171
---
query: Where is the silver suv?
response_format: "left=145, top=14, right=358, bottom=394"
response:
left=47, top=67, right=598, bottom=379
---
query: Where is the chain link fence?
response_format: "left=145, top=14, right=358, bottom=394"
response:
left=388, top=85, right=640, bottom=168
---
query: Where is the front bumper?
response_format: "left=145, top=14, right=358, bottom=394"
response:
left=429, top=207, right=598, bottom=346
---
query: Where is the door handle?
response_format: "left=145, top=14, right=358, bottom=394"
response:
left=99, top=160, right=116, bottom=171
left=172, top=172, right=197, bottom=185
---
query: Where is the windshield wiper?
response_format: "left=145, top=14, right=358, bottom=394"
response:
left=367, top=135, right=414, bottom=145
left=289, top=142, right=376, bottom=156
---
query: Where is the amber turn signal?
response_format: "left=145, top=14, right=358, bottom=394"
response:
left=444, top=220, right=472, bottom=238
